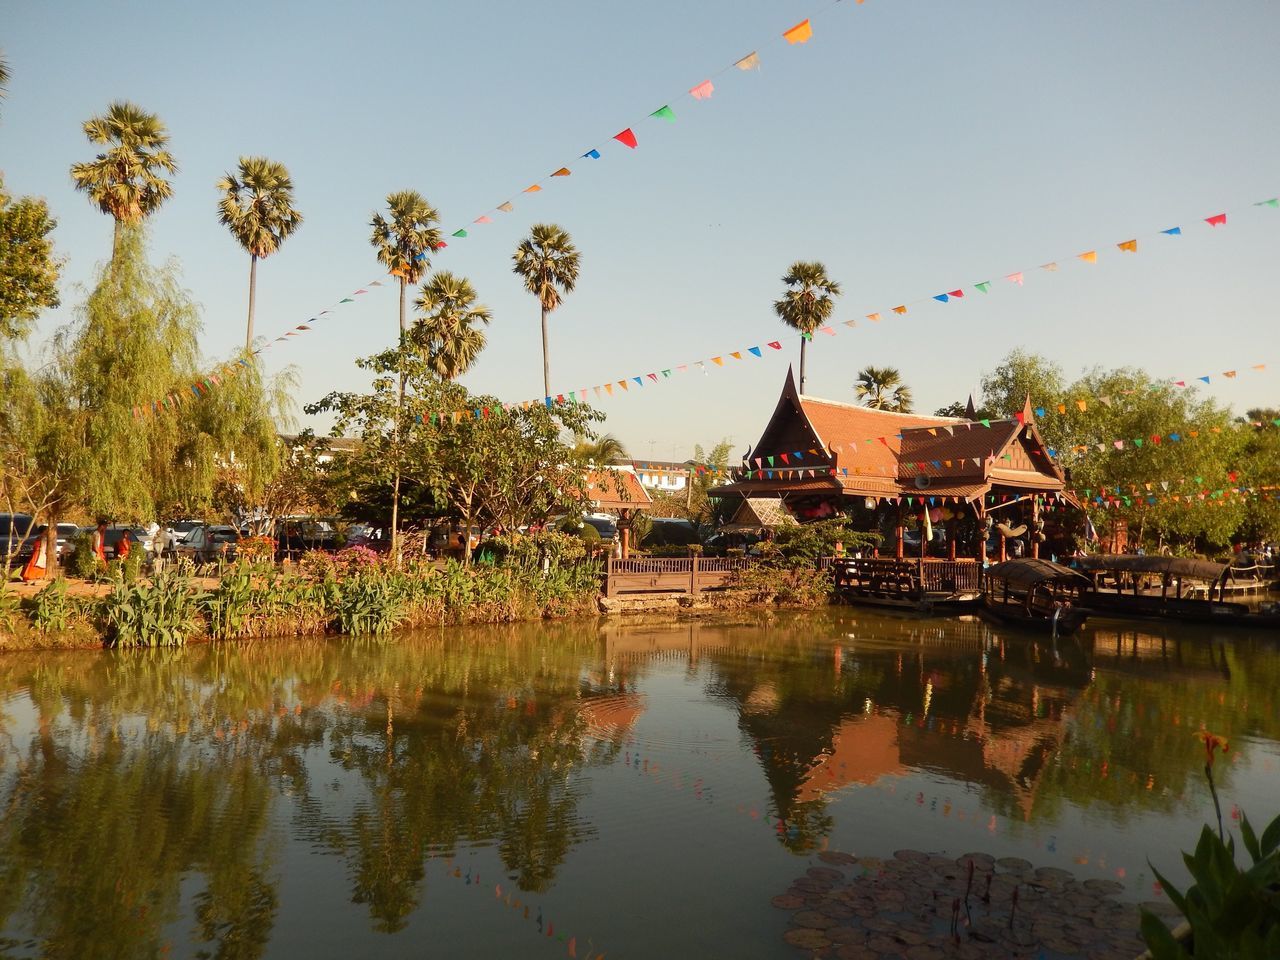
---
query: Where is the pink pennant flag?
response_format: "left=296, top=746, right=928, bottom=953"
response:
left=690, top=79, right=714, bottom=100
left=475, top=215, right=493, bottom=224
left=1006, top=272, right=1024, bottom=286
left=614, top=128, right=638, bottom=149
left=1205, top=213, right=1227, bottom=227
left=819, top=325, right=836, bottom=335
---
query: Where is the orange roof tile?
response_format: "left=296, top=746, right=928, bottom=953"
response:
left=585, top=468, right=653, bottom=510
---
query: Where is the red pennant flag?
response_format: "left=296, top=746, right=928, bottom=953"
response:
left=1205, top=213, right=1227, bottom=227
left=614, top=128, right=638, bottom=149
left=767, top=341, right=782, bottom=350
left=948, top=289, right=964, bottom=299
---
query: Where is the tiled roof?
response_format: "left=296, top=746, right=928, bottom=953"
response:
left=585, top=469, right=653, bottom=509
left=799, top=395, right=960, bottom=480
left=897, top=421, right=1020, bottom=480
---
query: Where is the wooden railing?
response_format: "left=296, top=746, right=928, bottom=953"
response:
left=830, top=557, right=981, bottom=600
left=605, top=556, right=753, bottom=597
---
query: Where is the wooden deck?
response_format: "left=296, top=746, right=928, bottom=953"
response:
left=604, top=556, right=754, bottom=597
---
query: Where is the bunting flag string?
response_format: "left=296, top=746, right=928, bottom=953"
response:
left=132, top=191, right=1276, bottom=421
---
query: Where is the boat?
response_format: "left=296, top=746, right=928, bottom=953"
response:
left=980, top=559, right=1090, bottom=634
left=1075, top=554, right=1280, bottom=629
left=830, top=556, right=981, bottom=613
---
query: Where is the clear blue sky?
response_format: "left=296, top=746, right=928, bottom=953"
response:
left=4, top=0, right=1278, bottom=460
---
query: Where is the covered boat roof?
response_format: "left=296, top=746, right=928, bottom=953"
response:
left=1074, top=554, right=1229, bottom=581
left=985, top=558, right=1089, bottom=587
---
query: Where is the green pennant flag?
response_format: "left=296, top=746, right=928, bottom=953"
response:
left=1272, top=418, right=1280, bottom=426
left=1256, top=198, right=1279, bottom=208
left=975, top=281, right=991, bottom=293
left=980, top=419, right=990, bottom=428
left=662, top=369, right=671, bottom=378
left=650, top=105, right=675, bottom=121
left=452, top=229, right=468, bottom=238
left=802, top=332, right=813, bottom=341
left=1133, top=438, right=1143, bottom=447
left=339, top=298, right=354, bottom=303
left=767, top=456, right=775, bottom=467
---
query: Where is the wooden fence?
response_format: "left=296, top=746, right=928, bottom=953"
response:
left=830, top=557, right=982, bottom=601
left=604, top=556, right=754, bottom=598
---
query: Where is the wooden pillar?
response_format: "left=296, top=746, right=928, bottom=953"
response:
left=895, top=505, right=905, bottom=559
left=619, top=510, right=631, bottom=559
left=1030, top=497, right=1041, bottom=559
left=999, top=533, right=1007, bottom=563
left=689, top=553, right=699, bottom=595
left=976, top=500, right=987, bottom=564
left=948, top=537, right=957, bottom=561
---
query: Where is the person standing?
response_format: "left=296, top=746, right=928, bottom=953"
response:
left=93, top=521, right=108, bottom=568
left=152, top=527, right=170, bottom=575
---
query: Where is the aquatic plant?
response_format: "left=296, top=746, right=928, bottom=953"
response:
left=0, top=587, right=19, bottom=633
left=1140, top=731, right=1280, bottom=958
left=333, top=572, right=405, bottom=636
left=201, top=566, right=255, bottom=640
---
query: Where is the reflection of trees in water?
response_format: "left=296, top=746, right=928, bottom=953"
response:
left=0, top=621, right=615, bottom=948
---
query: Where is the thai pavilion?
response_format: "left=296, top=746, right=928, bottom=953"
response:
left=710, top=370, right=1076, bottom=569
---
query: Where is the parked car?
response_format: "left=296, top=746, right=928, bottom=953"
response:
left=275, top=517, right=341, bottom=560
left=176, top=524, right=240, bottom=563
left=102, top=526, right=147, bottom=560
left=0, top=514, right=42, bottom=564
left=166, top=519, right=203, bottom=544
left=56, top=523, right=80, bottom=556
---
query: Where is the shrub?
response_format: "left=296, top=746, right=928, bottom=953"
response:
left=201, top=567, right=255, bottom=640
left=98, top=569, right=203, bottom=647
left=66, top=532, right=102, bottom=580
left=236, top=535, right=276, bottom=566
left=334, top=545, right=381, bottom=571
left=31, top=578, right=74, bottom=634
left=0, top=588, right=19, bottom=633
left=333, top=572, right=404, bottom=636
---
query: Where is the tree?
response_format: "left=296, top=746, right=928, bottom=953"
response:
left=0, top=176, right=61, bottom=340
left=308, top=348, right=601, bottom=563
left=69, top=102, right=177, bottom=261
left=980, top=349, right=1065, bottom=420
left=411, top=271, right=491, bottom=380
left=217, top=157, right=303, bottom=352
left=1237, top=410, right=1280, bottom=545
left=773, top=261, right=841, bottom=393
left=571, top=433, right=627, bottom=465
left=512, top=224, right=580, bottom=400
left=369, top=190, right=444, bottom=557
left=0, top=51, right=9, bottom=115
left=854, top=366, right=913, bottom=412
left=369, top=191, right=441, bottom=340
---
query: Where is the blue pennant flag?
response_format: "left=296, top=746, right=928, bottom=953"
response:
left=1161, top=227, right=1182, bottom=236
left=748, top=346, right=762, bottom=357
left=933, top=294, right=949, bottom=303
left=582, top=149, right=601, bottom=159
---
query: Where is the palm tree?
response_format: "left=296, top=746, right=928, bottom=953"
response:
left=217, top=157, right=303, bottom=352
left=370, top=190, right=442, bottom=340
left=855, top=366, right=914, bottom=412
left=772, top=261, right=841, bottom=393
left=370, top=191, right=442, bottom=564
left=411, top=271, right=492, bottom=380
left=0, top=53, right=9, bottom=115
left=573, top=434, right=628, bottom=465
left=69, top=101, right=177, bottom=260
left=512, top=224, right=580, bottom=400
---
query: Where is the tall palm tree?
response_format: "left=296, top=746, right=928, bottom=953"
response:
left=217, top=157, right=303, bottom=352
left=370, top=190, right=442, bottom=340
left=411, top=271, right=492, bottom=380
left=512, top=224, right=580, bottom=400
left=772, top=261, right=841, bottom=393
left=573, top=434, right=628, bottom=465
left=855, top=366, right=914, bottom=412
left=0, top=53, right=9, bottom=115
left=370, top=191, right=442, bottom=564
left=69, top=101, right=177, bottom=260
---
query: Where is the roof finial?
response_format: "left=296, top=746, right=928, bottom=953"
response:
left=964, top=394, right=977, bottom=420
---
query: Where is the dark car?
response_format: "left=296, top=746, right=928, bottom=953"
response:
left=0, top=514, right=42, bottom=564
left=275, top=518, right=341, bottom=560
left=646, top=518, right=699, bottom=547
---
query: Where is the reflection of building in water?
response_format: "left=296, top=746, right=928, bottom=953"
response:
left=794, top=714, right=908, bottom=803
left=579, top=693, right=646, bottom=741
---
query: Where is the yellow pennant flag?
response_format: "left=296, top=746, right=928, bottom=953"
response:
left=497, top=201, right=514, bottom=213
left=730, top=351, right=742, bottom=360
left=735, top=51, right=760, bottom=71
left=1040, top=262, right=1058, bottom=272
left=1117, top=239, right=1138, bottom=253
left=783, top=19, right=813, bottom=44
left=604, top=383, right=613, bottom=396
left=712, top=357, right=724, bottom=366
left=1078, top=250, right=1097, bottom=264
left=1076, top=399, right=1087, bottom=412
left=866, top=313, right=881, bottom=322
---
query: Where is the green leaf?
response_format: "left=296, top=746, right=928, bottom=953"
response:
left=1240, top=812, right=1262, bottom=863
left=1139, top=910, right=1187, bottom=959
left=1260, top=812, right=1280, bottom=857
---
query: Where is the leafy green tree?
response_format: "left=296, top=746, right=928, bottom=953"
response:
left=217, top=156, right=303, bottom=352
left=512, top=223, right=580, bottom=400
left=773, top=261, right=841, bottom=393
left=854, top=365, right=913, bottom=412
left=69, top=102, right=177, bottom=261
left=0, top=176, right=61, bottom=340
left=980, top=348, right=1066, bottom=420
left=411, top=271, right=491, bottom=380
left=1238, top=412, right=1280, bottom=545
left=308, top=347, right=601, bottom=562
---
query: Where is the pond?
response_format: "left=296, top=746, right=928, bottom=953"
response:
left=0, top=610, right=1277, bottom=959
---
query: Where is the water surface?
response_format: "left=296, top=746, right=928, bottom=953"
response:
left=1, top=610, right=1277, bottom=958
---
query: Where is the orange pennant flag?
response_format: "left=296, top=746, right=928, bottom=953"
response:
left=1076, top=399, right=1087, bottom=412
left=892, top=305, right=907, bottom=315
left=551, top=168, right=571, bottom=177
left=784, top=19, right=813, bottom=44
left=730, top=351, right=742, bottom=360
left=618, top=380, right=628, bottom=391
left=604, top=383, right=613, bottom=396
left=1078, top=250, right=1097, bottom=264
left=711, top=357, right=724, bottom=366
left=1117, top=239, right=1138, bottom=253
left=866, top=313, right=881, bottom=322
left=524, top=184, right=543, bottom=193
